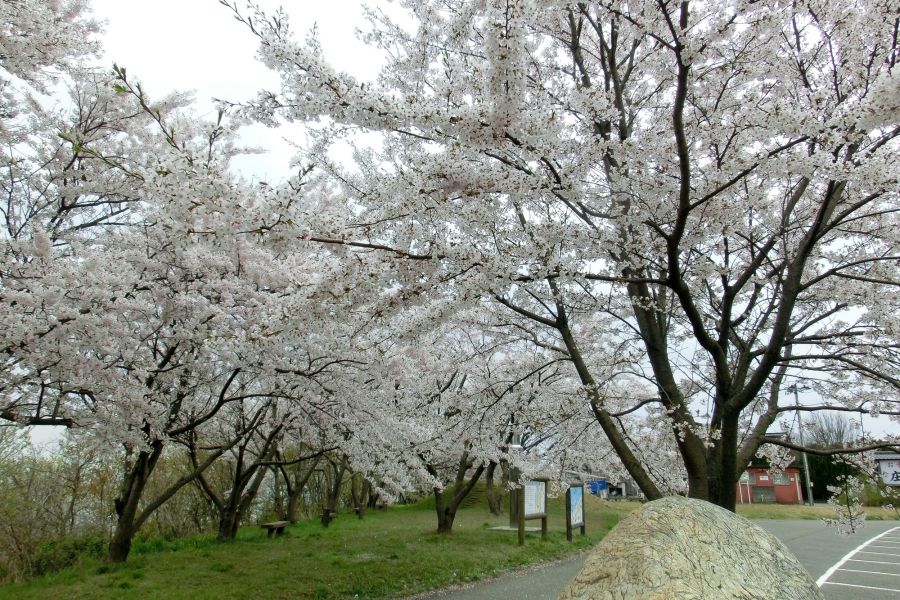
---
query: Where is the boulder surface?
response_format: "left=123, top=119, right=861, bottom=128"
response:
left=558, top=496, right=824, bottom=600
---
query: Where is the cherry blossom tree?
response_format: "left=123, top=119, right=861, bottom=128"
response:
left=0, top=34, right=371, bottom=556
left=0, top=0, right=515, bottom=559
left=234, top=0, right=900, bottom=510
left=0, top=0, right=99, bottom=94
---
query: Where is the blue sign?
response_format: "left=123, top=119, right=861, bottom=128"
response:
left=569, top=486, right=584, bottom=526
left=587, top=479, right=607, bottom=495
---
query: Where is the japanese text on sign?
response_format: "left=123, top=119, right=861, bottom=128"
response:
left=524, top=481, right=546, bottom=517
left=878, top=459, right=900, bottom=487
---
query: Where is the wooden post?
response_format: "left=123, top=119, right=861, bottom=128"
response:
left=509, top=465, right=521, bottom=528
left=540, top=478, right=548, bottom=540
left=517, top=482, right=526, bottom=546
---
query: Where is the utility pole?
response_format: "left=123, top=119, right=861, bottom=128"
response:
left=858, top=403, right=867, bottom=441
left=789, top=384, right=815, bottom=506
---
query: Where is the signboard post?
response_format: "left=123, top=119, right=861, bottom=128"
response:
left=566, top=484, right=586, bottom=542
left=509, top=465, right=521, bottom=528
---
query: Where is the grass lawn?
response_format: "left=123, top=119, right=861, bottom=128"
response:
left=0, top=493, right=622, bottom=600
left=736, top=501, right=900, bottom=521
left=2, top=495, right=893, bottom=599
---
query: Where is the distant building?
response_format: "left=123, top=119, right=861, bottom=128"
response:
left=736, top=465, right=804, bottom=504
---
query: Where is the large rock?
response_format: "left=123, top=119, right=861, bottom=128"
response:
left=559, top=496, right=823, bottom=600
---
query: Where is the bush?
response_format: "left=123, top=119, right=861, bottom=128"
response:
left=30, top=535, right=106, bottom=576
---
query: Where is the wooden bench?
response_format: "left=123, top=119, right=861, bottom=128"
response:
left=261, top=520, right=289, bottom=538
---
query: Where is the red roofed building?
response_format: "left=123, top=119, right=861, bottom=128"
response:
left=736, top=465, right=804, bottom=504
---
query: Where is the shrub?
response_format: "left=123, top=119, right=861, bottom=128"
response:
left=30, top=535, right=106, bottom=576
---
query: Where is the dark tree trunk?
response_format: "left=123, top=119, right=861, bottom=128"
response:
left=279, top=454, right=319, bottom=523
left=207, top=448, right=274, bottom=541
left=708, top=412, right=740, bottom=511
left=321, top=456, right=347, bottom=527
left=107, top=525, right=135, bottom=564
left=286, top=491, right=301, bottom=523
left=434, top=487, right=455, bottom=534
left=106, top=369, right=248, bottom=562
left=350, top=474, right=370, bottom=519
left=431, top=452, right=486, bottom=534
left=272, top=471, right=286, bottom=521
left=217, top=511, right=241, bottom=541
left=553, top=301, right=665, bottom=502
left=108, top=443, right=163, bottom=563
left=485, top=461, right=503, bottom=516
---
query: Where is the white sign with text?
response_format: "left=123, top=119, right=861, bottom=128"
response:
left=524, top=481, right=546, bottom=517
left=879, top=459, right=900, bottom=487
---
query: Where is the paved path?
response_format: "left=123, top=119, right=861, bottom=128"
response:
left=413, top=520, right=900, bottom=600
left=410, top=553, right=586, bottom=600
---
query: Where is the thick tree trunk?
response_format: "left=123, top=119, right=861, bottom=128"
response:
left=351, top=475, right=370, bottom=519
left=278, top=454, right=319, bottom=524
left=272, top=472, right=286, bottom=521
left=433, top=487, right=457, bottom=534
left=709, top=413, right=740, bottom=511
left=286, top=491, right=301, bottom=524
left=687, top=470, right=710, bottom=500
left=109, top=414, right=246, bottom=562
left=217, top=511, right=241, bottom=541
left=321, top=457, right=347, bottom=527
left=485, top=461, right=503, bottom=516
left=108, top=444, right=162, bottom=563
left=107, top=523, right=135, bottom=564
left=432, top=454, right=486, bottom=534
left=216, top=458, right=270, bottom=541
left=436, top=506, right=456, bottom=533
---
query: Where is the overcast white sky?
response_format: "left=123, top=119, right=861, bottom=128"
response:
left=90, top=0, right=387, bottom=181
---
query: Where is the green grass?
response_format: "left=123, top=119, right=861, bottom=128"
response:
left=5, top=496, right=883, bottom=600
left=736, top=501, right=900, bottom=520
left=0, top=494, right=622, bottom=600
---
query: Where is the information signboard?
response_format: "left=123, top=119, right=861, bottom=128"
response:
left=879, top=458, right=900, bottom=486
left=515, top=478, right=549, bottom=546
left=524, top=480, right=546, bottom=517
left=569, top=486, right=584, bottom=527
left=565, top=484, right=587, bottom=541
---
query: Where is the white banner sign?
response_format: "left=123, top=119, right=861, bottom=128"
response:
left=879, top=459, right=900, bottom=487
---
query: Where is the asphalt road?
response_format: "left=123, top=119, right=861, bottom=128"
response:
left=756, top=520, right=900, bottom=600
left=413, top=520, right=900, bottom=600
